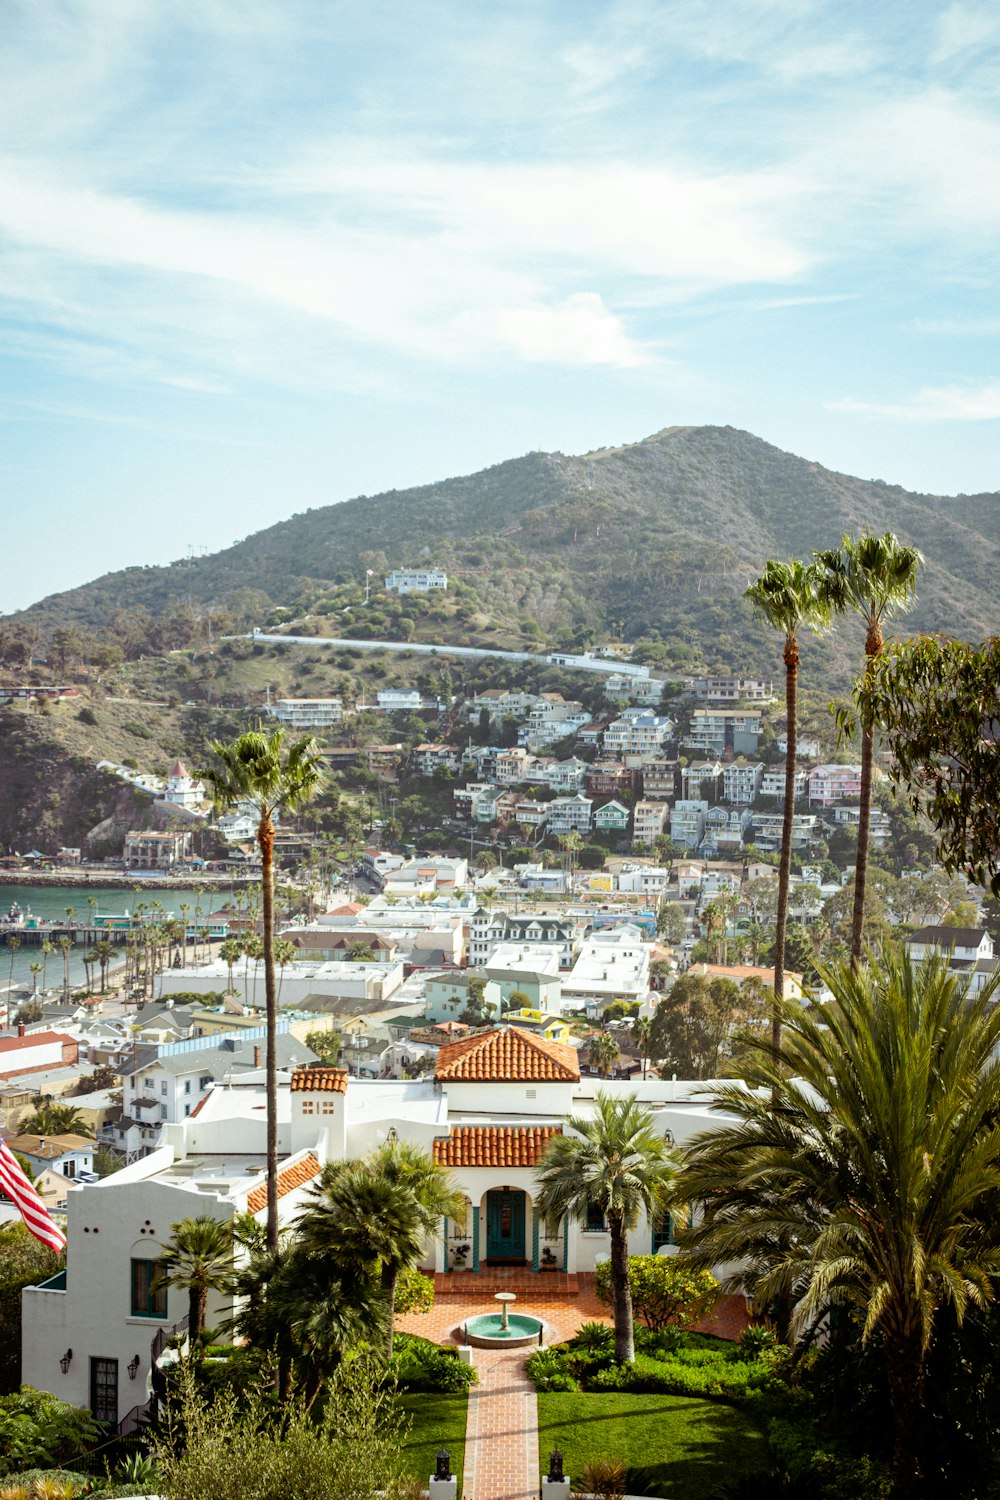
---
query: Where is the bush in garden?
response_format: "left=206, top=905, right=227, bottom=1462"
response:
left=594, top=1255, right=719, bottom=1332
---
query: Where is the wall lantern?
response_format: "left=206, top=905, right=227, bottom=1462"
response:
left=59, top=1348, right=73, bottom=1374
left=128, top=1354, right=141, bottom=1380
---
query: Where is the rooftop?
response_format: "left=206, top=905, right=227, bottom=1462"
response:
left=435, top=1026, right=580, bottom=1084
left=433, top=1124, right=561, bottom=1168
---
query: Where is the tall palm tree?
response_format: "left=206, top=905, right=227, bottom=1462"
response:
left=299, top=1140, right=463, bottom=1356
left=7, top=935, right=20, bottom=993
left=40, top=939, right=54, bottom=990
left=58, top=934, right=73, bottom=1002
left=745, top=559, right=830, bottom=1046
left=632, top=1015, right=652, bottom=1080
left=274, top=936, right=297, bottom=1006
left=157, top=1215, right=235, bottom=1352
left=536, top=1092, right=675, bottom=1363
left=816, top=532, right=921, bottom=965
left=678, top=952, right=1000, bottom=1500
left=219, top=937, right=242, bottom=995
left=204, top=726, right=324, bottom=1250
left=28, top=961, right=42, bottom=996
left=95, top=939, right=119, bottom=994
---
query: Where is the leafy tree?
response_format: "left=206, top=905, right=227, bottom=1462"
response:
left=745, top=559, right=830, bottom=1049
left=655, top=900, right=685, bottom=945
left=594, top=1255, right=719, bottom=1332
left=304, top=1029, right=343, bottom=1066
left=205, top=726, right=324, bottom=1249
left=860, top=634, right=1000, bottom=895
left=649, top=973, right=756, bottom=1079
left=817, top=532, right=921, bottom=962
left=158, top=1215, right=235, bottom=1352
left=0, top=1224, right=63, bottom=1394
left=679, top=952, right=1000, bottom=1500
left=536, top=1092, right=675, bottom=1363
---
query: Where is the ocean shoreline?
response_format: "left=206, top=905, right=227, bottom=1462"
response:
left=0, top=871, right=256, bottom=892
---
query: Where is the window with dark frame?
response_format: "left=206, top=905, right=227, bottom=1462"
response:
left=130, top=1258, right=168, bottom=1318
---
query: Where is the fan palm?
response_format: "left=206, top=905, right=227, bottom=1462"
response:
left=745, top=559, right=831, bottom=1047
left=815, top=532, right=921, bottom=964
left=588, top=1030, right=621, bottom=1079
left=21, top=1101, right=92, bottom=1137
left=204, top=726, right=324, bottom=1249
left=535, top=1092, right=676, bottom=1363
left=299, top=1141, right=463, bottom=1355
left=231, top=1242, right=385, bottom=1404
left=157, top=1215, right=235, bottom=1351
left=677, top=952, right=1000, bottom=1499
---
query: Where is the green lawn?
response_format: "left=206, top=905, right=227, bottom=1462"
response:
left=537, top=1392, right=770, bottom=1499
left=398, top=1393, right=468, bottom=1492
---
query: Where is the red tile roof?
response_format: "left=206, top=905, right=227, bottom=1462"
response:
left=433, top=1125, right=561, bottom=1168
left=245, top=1152, right=321, bottom=1214
left=0, top=1030, right=74, bottom=1053
left=290, top=1067, right=349, bottom=1093
left=434, top=1027, right=580, bottom=1083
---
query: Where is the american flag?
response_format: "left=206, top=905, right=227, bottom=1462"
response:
left=0, top=1139, right=67, bottom=1253
left=366, top=569, right=374, bottom=576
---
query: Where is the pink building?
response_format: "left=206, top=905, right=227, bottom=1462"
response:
left=808, top=763, right=863, bottom=808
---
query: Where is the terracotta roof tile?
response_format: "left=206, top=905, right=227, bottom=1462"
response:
left=434, top=1026, right=580, bottom=1083
left=290, top=1067, right=349, bottom=1093
left=433, top=1124, right=561, bottom=1168
left=246, top=1152, right=321, bottom=1214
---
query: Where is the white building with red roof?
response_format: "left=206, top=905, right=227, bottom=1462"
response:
left=161, top=759, right=207, bottom=812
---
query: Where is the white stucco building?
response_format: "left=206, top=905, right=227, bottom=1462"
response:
left=22, top=1032, right=733, bottom=1426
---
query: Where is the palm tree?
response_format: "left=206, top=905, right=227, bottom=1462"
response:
left=231, top=1241, right=385, bottom=1405
left=632, top=1015, right=652, bottom=1080
left=7, top=934, right=20, bottom=993
left=58, top=934, right=73, bottom=1002
left=40, top=939, right=54, bottom=990
left=299, top=1140, right=463, bottom=1356
left=157, top=1215, right=235, bottom=1352
left=28, top=961, right=42, bottom=996
left=816, top=532, right=921, bottom=965
left=588, top=1029, right=621, bottom=1079
left=535, top=1092, right=675, bottom=1363
left=274, top=936, right=297, bottom=1005
left=95, top=939, right=119, bottom=994
left=219, top=937, right=242, bottom=994
left=678, top=952, right=1000, bottom=1499
left=204, top=726, right=324, bottom=1250
left=21, top=1100, right=93, bottom=1136
left=83, top=946, right=100, bottom=993
left=745, top=559, right=830, bottom=1048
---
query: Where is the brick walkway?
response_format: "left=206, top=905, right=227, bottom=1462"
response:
left=396, top=1270, right=750, bottom=1347
left=462, top=1347, right=538, bottom=1500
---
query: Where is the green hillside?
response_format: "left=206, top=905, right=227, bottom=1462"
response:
left=15, top=426, right=1000, bottom=683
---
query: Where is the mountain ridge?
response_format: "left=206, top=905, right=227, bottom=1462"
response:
left=13, top=425, right=1000, bottom=674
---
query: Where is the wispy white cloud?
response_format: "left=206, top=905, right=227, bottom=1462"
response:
left=828, top=382, right=1000, bottom=422
left=930, top=2, right=1000, bottom=65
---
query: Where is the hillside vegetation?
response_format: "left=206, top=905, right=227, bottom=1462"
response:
left=15, top=426, right=1000, bottom=685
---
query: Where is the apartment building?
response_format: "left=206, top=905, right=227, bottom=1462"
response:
left=632, top=800, right=668, bottom=845
left=808, top=764, right=864, bottom=807
left=722, top=761, right=764, bottom=806
left=688, top=676, right=774, bottom=705
left=670, top=800, right=708, bottom=850
left=680, top=760, right=723, bottom=802
left=385, top=568, right=448, bottom=593
left=546, top=794, right=594, bottom=835
left=124, top=830, right=192, bottom=870
left=267, top=698, right=344, bottom=729
left=684, top=710, right=763, bottom=756
left=603, top=711, right=673, bottom=757
left=759, top=764, right=809, bottom=801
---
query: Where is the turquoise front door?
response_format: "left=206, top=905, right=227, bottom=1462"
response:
left=486, top=1189, right=526, bottom=1261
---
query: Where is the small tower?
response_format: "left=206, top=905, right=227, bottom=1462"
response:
left=289, top=1067, right=349, bottom=1160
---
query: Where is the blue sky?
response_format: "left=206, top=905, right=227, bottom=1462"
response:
left=2, top=0, right=999, bottom=611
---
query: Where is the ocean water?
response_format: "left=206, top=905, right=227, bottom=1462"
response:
left=0, top=882, right=242, bottom=992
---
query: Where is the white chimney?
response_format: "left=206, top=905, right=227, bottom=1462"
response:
left=289, top=1068, right=348, bottom=1160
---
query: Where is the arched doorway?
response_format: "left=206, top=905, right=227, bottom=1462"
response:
left=485, top=1187, right=527, bottom=1263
